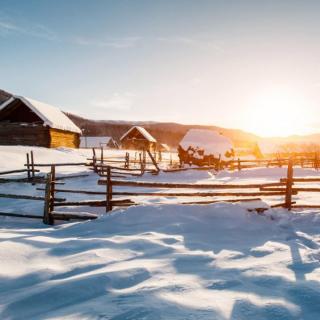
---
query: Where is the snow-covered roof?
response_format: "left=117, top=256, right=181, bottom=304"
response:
left=0, top=95, right=81, bottom=134
left=180, top=129, right=233, bottom=157
left=80, top=136, right=116, bottom=148
left=120, top=126, right=157, bottom=142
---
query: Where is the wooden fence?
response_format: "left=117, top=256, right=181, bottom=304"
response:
left=3, top=151, right=320, bottom=225
left=97, top=163, right=295, bottom=212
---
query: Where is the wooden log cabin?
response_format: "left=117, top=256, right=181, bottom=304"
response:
left=120, top=126, right=157, bottom=151
left=0, top=95, right=81, bottom=148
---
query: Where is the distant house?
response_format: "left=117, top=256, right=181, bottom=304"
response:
left=0, top=95, right=81, bottom=148
left=80, top=136, right=119, bottom=149
left=178, top=129, right=234, bottom=166
left=120, top=126, right=157, bottom=151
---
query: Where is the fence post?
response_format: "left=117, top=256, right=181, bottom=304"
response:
left=285, top=158, right=293, bottom=210
left=237, top=158, right=241, bottom=171
left=125, top=152, right=129, bottom=169
left=92, top=148, right=97, bottom=173
left=143, top=149, right=146, bottom=169
left=101, top=147, right=104, bottom=165
left=30, top=150, right=35, bottom=179
left=43, top=171, right=54, bottom=225
left=106, top=166, right=112, bottom=212
left=26, top=153, right=31, bottom=180
left=218, top=154, right=221, bottom=171
left=49, top=165, right=56, bottom=214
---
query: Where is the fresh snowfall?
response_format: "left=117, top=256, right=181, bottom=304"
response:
left=1, top=146, right=320, bottom=320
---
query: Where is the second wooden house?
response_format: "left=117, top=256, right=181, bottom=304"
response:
left=120, top=126, right=157, bottom=151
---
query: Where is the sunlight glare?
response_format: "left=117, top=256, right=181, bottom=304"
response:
left=246, top=89, right=308, bottom=137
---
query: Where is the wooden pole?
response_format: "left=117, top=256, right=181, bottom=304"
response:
left=143, top=149, right=146, bottom=170
left=43, top=172, right=54, bottom=225
left=124, top=152, right=129, bottom=169
left=49, top=165, right=56, bottom=214
left=285, top=158, right=293, bottom=210
left=26, top=153, right=31, bottom=180
left=147, top=150, right=160, bottom=173
left=30, top=150, right=35, bottom=178
left=106, top=166, right=112, bottom=212
left=237, top=158, right=241, bottom=171
left=139, top=153, right=143, bottom=175
left=92, top=148, right=97, bottom=173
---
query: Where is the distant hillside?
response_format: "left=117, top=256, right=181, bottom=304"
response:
left=2, top=87, right=320, bottom=150
left=66, top=113, right=259, bottom=148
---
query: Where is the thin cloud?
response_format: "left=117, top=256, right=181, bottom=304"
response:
left=157, top=35, right=224, bottom=53
left=0, top=19, right=57, bottom=40
left=90, top=93, right=135, bottom=110
left=73, top=36, right=141, bottom=48
left=157, top=36, right=196, bottom=45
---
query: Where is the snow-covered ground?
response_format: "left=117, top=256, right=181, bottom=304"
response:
left=0, top=146, right=320, bottom=319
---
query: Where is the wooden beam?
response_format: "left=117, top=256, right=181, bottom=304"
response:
left=100, top=179, right=286, bottom=189
left=24, top=162, right=87, bottom=167
left=111, top=191, right=290, bottom=197
left=0, top=193, right=65, bottom=201
left=147, top=150, right=160, bottom=173
left=181, top=198, right=262, bottom=205
left=0, top=211, right=42, bottom=219
left=0, top=169, right=40, bottom=175
left=52, top=212, right=98, bottom=220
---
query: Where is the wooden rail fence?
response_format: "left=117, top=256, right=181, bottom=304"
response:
left=4, top=153, right=320, bottom=225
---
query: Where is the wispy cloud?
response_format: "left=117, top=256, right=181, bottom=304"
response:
left=0, top=16, right=140, bottom=49
left=90, top=92, right=135, bottom=110
left=0, top=19, right=57, bottom=40
left=73, top=36, right=141, bottom=48
left=157, top=36, right=196, bottom=45
left=157, top=36, right=224, bottom=53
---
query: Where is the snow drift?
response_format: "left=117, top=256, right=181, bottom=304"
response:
left=0, top=203, right=320, bottom=319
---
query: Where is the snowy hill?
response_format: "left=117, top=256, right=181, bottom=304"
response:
left=0, top=146, right=320, bottom=319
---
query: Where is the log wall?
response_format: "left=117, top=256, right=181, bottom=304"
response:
left=49, top=128, right=80, bottom=148
left=0, top=124, right=80, bottom=148
left=0, top=124, right=50, bottom=146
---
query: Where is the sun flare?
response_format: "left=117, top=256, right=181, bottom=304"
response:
left=246, top=90, right=309, bottom=137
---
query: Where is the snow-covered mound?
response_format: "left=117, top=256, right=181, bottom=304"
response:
left=0, top=203, right=320, bottom=319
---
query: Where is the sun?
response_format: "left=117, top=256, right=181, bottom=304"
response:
left=246, top=89, right=308, bottom=137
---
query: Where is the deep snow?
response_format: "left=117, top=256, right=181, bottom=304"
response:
left=0, top=146, right=320, bottom=319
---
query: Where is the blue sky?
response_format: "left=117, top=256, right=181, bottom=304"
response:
left=1, top=0, right=320, bottom=136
